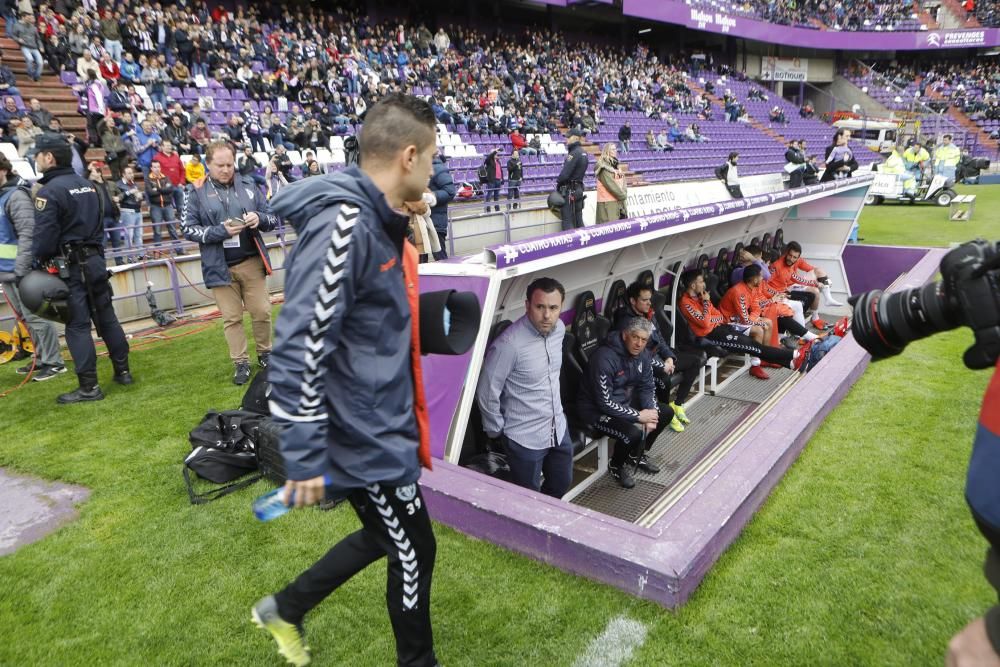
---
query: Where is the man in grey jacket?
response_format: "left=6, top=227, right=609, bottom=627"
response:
left=252, top=94, right=440, bottom=667
left=10, top=12, right=44, bottom=82
left=0, top=153, right=66, bottom=380
left=476, top=277, right=573, bottom=498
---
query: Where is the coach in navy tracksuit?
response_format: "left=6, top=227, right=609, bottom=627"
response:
left=252, top=95, right=439, bottom=667
left=577, top=317, right=673, bottom=489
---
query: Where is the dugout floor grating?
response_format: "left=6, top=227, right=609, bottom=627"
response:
left=717, top=366, right=798, bottom=402
left=571, top=395, right=758, bottom=520
left=567, top=312, right=849, bottom=523
left=569, top=477, right=667, bottom=523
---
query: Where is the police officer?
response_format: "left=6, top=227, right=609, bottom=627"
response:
left=31, top=133, right=131, bottom=404
left=557, top=132, right=588, bottom=231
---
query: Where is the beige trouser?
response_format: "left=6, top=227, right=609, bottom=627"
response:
left=212, top=256, right=272, bottom=363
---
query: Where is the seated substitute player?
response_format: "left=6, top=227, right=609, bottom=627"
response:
left=767, top=240, right=842, bottom=330
left=720, top=264, right=820, bottom=378
left=732, top=245, right=806, bottom=329
left=679, top=269, right=811, bottom=379
left=612, top=280, right=702, bottom=432
left=476, top=277, right=573, bottom=498
left=577, top=317, right=674, bottom=489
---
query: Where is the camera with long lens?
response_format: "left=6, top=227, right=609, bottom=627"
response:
left=850, top=239, right=1000, bottom=370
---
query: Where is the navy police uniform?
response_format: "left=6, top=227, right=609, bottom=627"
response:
left=556, top=138, right=588, bottom=231
left=32, top=135, right=130, bottom=400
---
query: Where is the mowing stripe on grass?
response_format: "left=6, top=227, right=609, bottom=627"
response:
left=571, top=615, right=648, bottom=667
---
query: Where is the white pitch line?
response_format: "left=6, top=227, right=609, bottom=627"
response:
left=571, top=615, right=649, bottom=667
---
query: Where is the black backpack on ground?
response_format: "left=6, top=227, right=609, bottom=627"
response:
left=241, top=367, right=271, bottom=415
left=183, top=409, right=268, bottom=504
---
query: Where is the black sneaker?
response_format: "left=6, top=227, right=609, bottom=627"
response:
left=32, top=365, right=65, bottom=382
left=57, top=385, right=105, bottom=404
left=637, top=454, right=661, bottom=474
left=15, top=361, right=37, bottom=375
left=258, top=353, right=271, bottom=369
left=610, top=464, right=636, bottom=489
left=113, top=371, right=134, bottom=385
left=233, top=361, right=252, bottom=385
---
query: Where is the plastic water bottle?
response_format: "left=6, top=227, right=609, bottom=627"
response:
left=252, top=475, right=332, bottom=522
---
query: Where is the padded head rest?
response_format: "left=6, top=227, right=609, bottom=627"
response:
left=716, top=247, right=729, bottom=266
left=697, top=253, right=710, bottom=271
left=749, top=236, right=760, bottom=249
left=637, top=269, right=655, bottom=291
left=761, top=232, right=773, bottom=251
left=489, top=319, right=513, bottom=343
left=733, top=241, right=744, bottom=262
left=773, top=228, right=784, bottom=252
left=572, top=290, right=606, bottom=362
left=604, top=279, right=627, bottom=320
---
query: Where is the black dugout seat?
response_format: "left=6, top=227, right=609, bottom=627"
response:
left=603, top=279, right=628, bottom=322
left=459, top=319, right=513, bottom=466
left=560, top=331, right=592, bottom=454
left=569, top=290, right=610, bottom=370
left=760, top=232, right=773, bottom=253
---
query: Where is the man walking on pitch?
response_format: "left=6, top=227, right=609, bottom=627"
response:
left=252, top=94, right=440, bottom=667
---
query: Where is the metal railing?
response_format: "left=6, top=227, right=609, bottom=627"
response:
left=0, top=226, right=292, bottom=329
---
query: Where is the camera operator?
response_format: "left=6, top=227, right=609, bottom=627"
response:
left=183, top=140, right=280, bottom=385
left=849, top=240, right=1000, bottom=665
left=949, top=364, right=1000, bottom=665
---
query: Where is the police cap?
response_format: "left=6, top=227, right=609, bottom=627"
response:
left=33, top=132, right=71, bottom=154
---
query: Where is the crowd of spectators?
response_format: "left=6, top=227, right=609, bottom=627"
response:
left=846, top=60, right=999, bottom=126
left=697, top=0, right=925, bottom=30
left=919, top=61, right=1000, bottom=121
left=0, top=1, right=768, bottom=190
left=12, top=0, right=726, bottom=153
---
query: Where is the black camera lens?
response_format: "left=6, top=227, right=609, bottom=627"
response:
left=850, top=281, right=961, bottom=360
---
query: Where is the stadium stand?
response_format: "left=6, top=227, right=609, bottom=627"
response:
left=842, top=60, right=999, bottom=157
left=7, top=0, right=997, bottom=263
left=685, top=0, right=935, bottom=31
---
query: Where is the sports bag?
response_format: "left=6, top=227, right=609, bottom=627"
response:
left=241, top=367, right=271, bottom=415
left=803, top=333, right=842, bottom=373
left=183, top=409, right=268, bottom=504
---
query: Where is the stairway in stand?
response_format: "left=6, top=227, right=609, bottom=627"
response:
left=935, top=0, right=982, bottom=27
left=0, top=35, right=85, bottom=135
left=946, top=105, right=999, bottom=155
left=925, top=84, right=999, bottom=156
